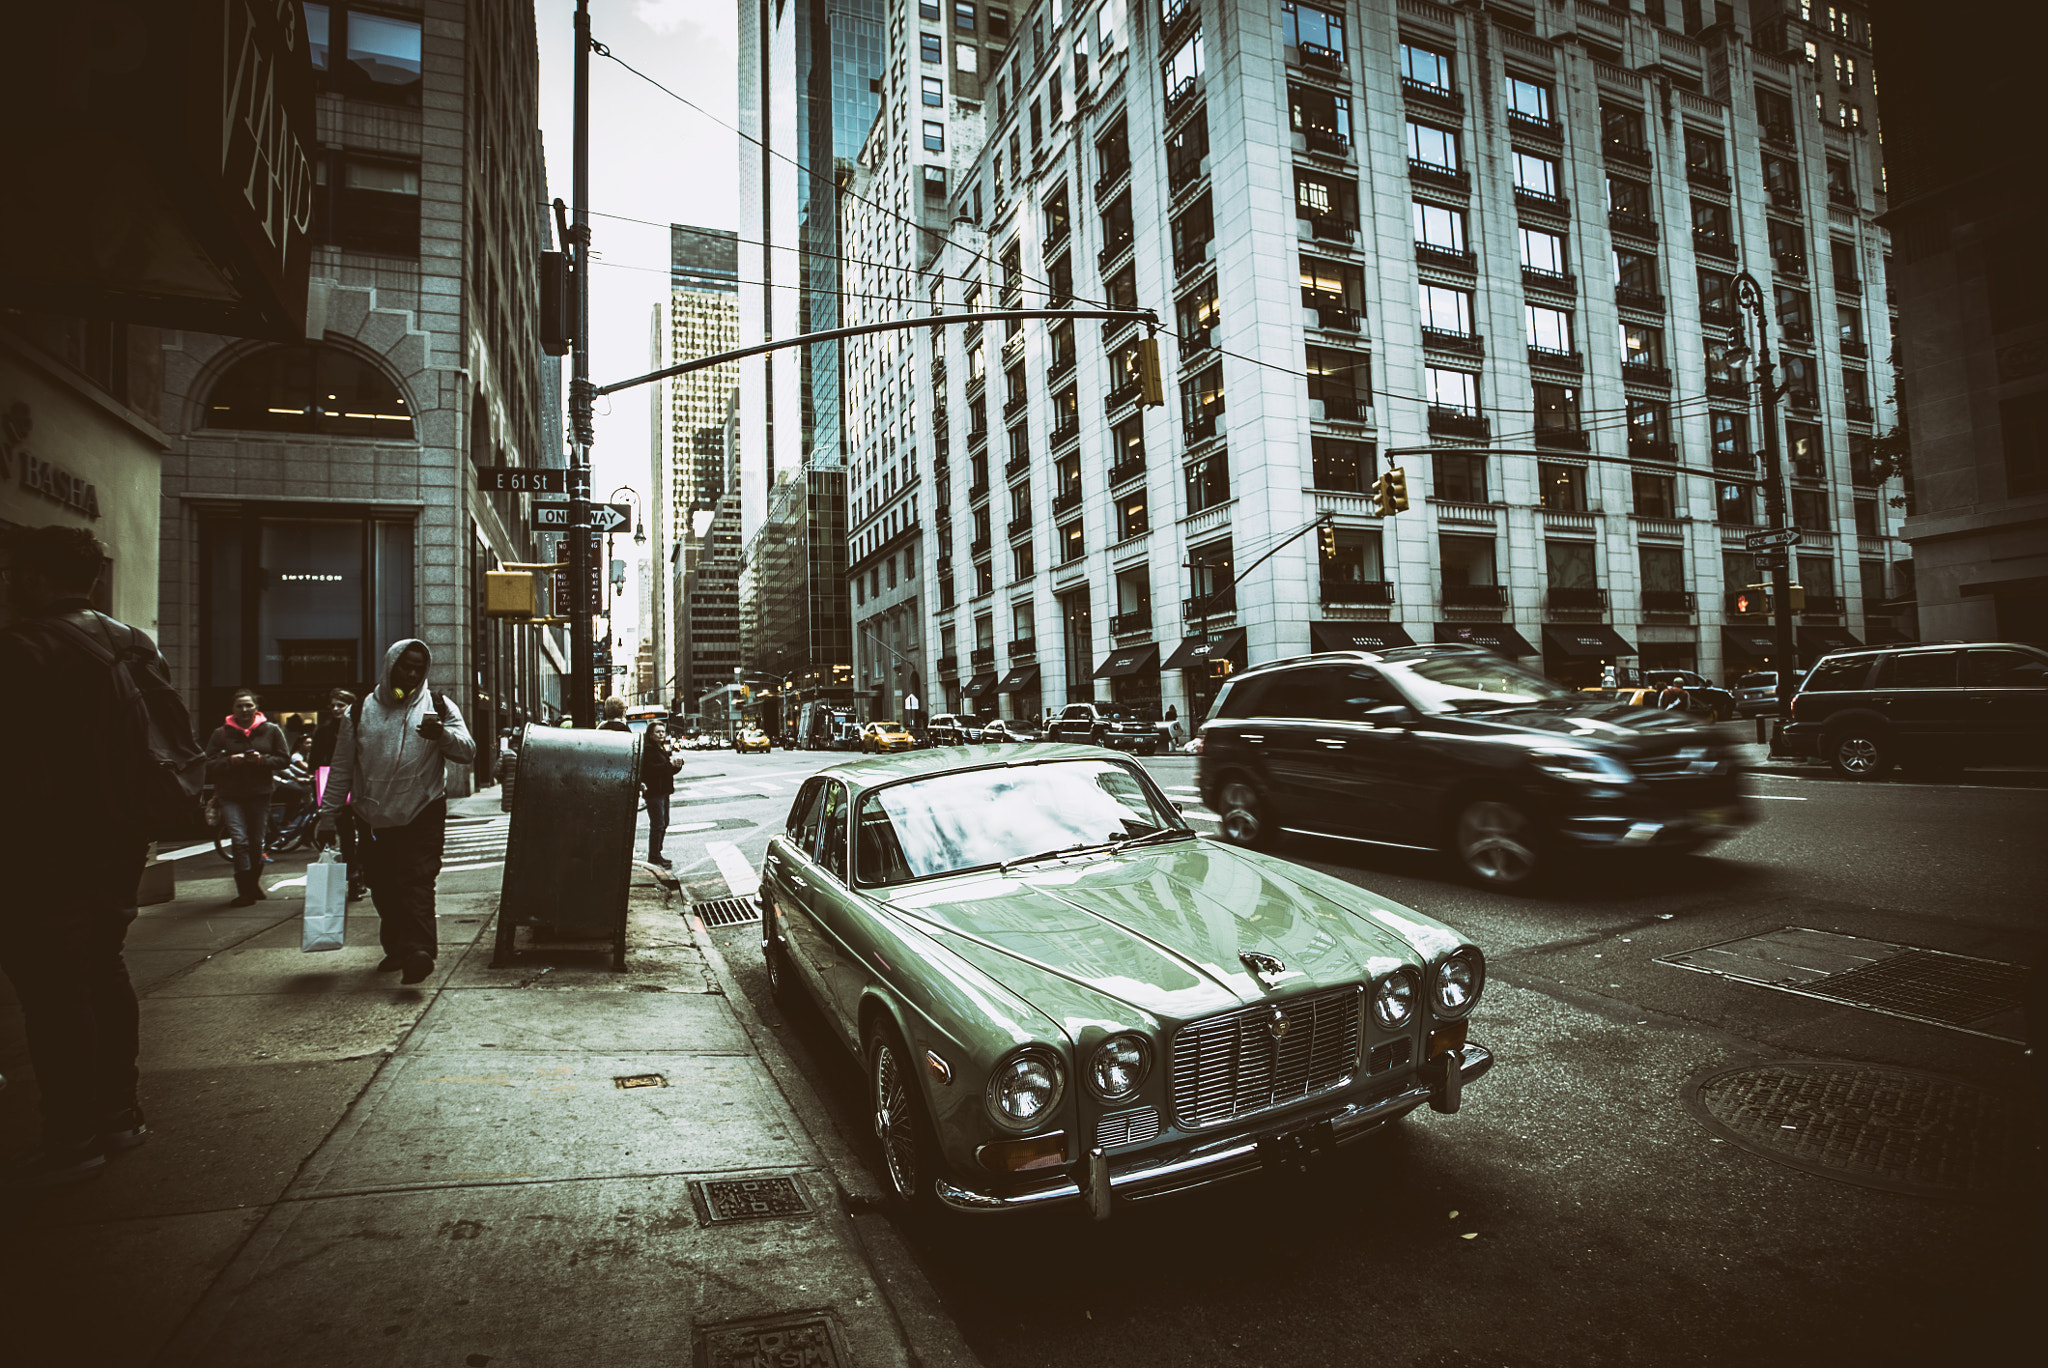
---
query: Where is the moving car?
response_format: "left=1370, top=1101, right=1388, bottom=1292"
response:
left=860, top=720, right=916, bottom=754
left=735, top=726, right=772, bottom=754
left=977, top=718, right=1044, bottom=744
left=1197, top=644, right=1753, bottom=889
left=925, top=713, right=977, bottom=747
left=1776, top=641, right=2048, bottom=779
left=1733, top=671, right=1783, bottom=718
left=758, top=746, right=1493, bottom=1217
left=1047, top=702, right=1161, bottom=755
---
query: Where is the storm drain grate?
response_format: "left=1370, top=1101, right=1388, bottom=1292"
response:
left=692, top=896, right=761, bottom=928
left=697, top=1313, right=846, bottom=1368
left=690, top=1175, right=813, bottom=1224
left=1801, top=950, right=2028, bottom=1026
left=1682, top=1060, right=2028, bottom=1200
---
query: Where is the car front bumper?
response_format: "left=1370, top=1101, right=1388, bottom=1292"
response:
left=935, top=1042, right=1493, bottom=1217
left=1552, top=796, right=1755, bottom=849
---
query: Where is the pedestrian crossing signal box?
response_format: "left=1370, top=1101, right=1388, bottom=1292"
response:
left=1209, top=658, right=1234, bottom=677
left=1137, top=336, right=1165, bottom=406
left=485, top=571, right=535, bottom=618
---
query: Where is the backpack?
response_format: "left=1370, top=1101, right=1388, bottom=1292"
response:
left=42, top=612, right=207, bottom=836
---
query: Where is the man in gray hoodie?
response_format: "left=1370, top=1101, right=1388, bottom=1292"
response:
left=315, top=639, right=475, bottom=983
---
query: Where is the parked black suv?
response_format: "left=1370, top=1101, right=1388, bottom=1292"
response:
left=1776, top=641, right=2048, bottom=778
left=1196, top=645, right=1754, bottom=889
left=1047, top=702, right=1161, bottom=754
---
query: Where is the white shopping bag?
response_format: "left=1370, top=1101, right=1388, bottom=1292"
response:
left=302, top=850, right=347, bottom=953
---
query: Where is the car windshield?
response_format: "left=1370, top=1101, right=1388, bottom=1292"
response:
left=1392, top=655, right=1580, bottom=712
left=854, top=759, right=1188, bottom=886
left=1737, top=673, right=1775, bottom=689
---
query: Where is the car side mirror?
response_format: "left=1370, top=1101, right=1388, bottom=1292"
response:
left=1363, top=703, right=1418, bottom=727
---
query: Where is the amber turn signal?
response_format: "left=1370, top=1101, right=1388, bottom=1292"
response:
left=1428, top=1021, right=1469, bottom=1061
left=976, top=1131, right=1069, bottom=1173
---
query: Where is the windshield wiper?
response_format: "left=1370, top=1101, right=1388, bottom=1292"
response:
left=1110, top=828, right=1198, bottom=855
left=1000, top=842, right=1112, bottom=873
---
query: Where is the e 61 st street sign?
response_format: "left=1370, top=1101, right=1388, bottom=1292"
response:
left=532, top=501, right=632, bottom=533
left=1744, top=527, right=1802, bottom=550
left=480, top=466, right=566, bottom=494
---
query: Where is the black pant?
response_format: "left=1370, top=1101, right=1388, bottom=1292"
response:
left=361, top=800, right=446, bottom=958
left=336, top=807, right=367, bottom=887
left=0, top=907, right=141, bottom=1146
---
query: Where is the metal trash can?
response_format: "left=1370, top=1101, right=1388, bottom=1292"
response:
left=494, top=724, right=640, bottom=970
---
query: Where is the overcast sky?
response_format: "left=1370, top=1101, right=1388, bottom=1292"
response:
left=535, top=0, right=739, bottom=502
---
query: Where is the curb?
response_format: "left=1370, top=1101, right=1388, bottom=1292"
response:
left=682, top=909, right=985, bottom=1368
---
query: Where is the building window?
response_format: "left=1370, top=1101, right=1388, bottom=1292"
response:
left=305, top=4, right=423, bottom=105
left=1400, top=43, right=1454, bottom=94
left=989, top=6, right=1010, bottom=39
left=956, top=42, right=978, bottom=75
left=1717, top=481, right=1756, bottom=524
left=1282, top=2, right=1346, bottom=59
left=1305, top=347, right=1370, bottom=418
left=1172, top=193, right=1216, bottom=270
left=1514, top=151, right=1559, bottom=197
left=1184, top=451, right=1231, bottom=513
left=921, top=32, right=943, bottom=62
left=1783, top=353, right=1819, bottom=408
left=1181, top=363, right=1225, bottom=437
left=923, top=120, right=945, bottom=152
left=1289, top=82, right=1352, bottom=149
left=1311, top=437, right=1373, bottom=494
left=1699, top=267, right=1735, bottom=322
left=954, top=2, right=975, bottom=30
left=1439, top=534, right=1497, bottom=587
left=923, top=76, right=944, bottom=106
left=1293, top=171, right=1356, bottom=227
left=1640, top=546, right=1685, bottom=600
left=204, top=343, right=414, bottom=437
left=1620, top=322, right=1664, bottom=370
left=1406, top=121, right=1459, bottom=172
left=1608, top=176, right=1652, bottom=219
left=1322, top=527, right=1384, bottom=584
left=923, top=165, right=948, bottom=198
left=315, top=154, right=421, bottom=256
left=1792, top=489, right=1831, bottom=531
left=1527, top=306, right=1573, bottom=354
left=1426, top=366, right=1479, bottom=415
left=1060, top=519, right=1085, bottom=563
left=1633, top=471, right=1677, bottom=517
left=1711, top=411, right=1749, bottom=462
left=1854, top=498, right=1879, bottom=537
left=1614, top=248, right=1658, bottom=298
left=1166, top=113, right=1209, bottom=190
left=976, top=558, right=996, bottom=596
left=1300, top=255, right=1364, bottom=317
left=1506, top=74, right=1552, bottom=123
left=1520, top=227, right=1566, bottom=275
left=1165, top=30, right=1205, bottom=102
left=1013, top=541, right=1035, bottom=580
left=1433, top=449, right=1487, bottom=502
left=1421, top=285, right=1473, bottom=336
left=1118, top=490, right=1149, bottom=540
left=1414, top=201, right=1466, bottom=254
left=1601, top=103, right=1646, bottom=154
left=1787, top=422, right=1825, bottom=479
left=1538, top=459, right=1587, bottom=510
left=1685, top=129, right=1725, bottom=177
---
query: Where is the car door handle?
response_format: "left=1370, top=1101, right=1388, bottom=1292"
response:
left=1241, top=732, right=1265, bottom=744
left=1316, top=738, right=1348, bottom=748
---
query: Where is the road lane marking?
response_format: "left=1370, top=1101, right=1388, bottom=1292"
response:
left=159, top=842, right=221, bottom=862
left=1755, top=795, right=1808, bottom=801
left=706, top=840, right=760, bottom=897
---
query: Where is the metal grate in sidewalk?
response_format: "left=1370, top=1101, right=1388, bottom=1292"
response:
left=1801, top=950, right=2027, bottom=1027
left=693, top=896, right=761, bottom=927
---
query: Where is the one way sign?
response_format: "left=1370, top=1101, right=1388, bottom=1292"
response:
left=532, top=502, right=632, bottom=533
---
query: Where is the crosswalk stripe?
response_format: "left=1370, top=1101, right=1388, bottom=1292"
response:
left=705, top=840, right=760, bottom=897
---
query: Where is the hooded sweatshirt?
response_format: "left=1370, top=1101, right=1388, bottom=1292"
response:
left=319, top=638, right=476, bottom=829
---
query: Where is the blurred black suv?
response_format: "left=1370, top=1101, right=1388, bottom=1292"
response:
left=1196, top=645, right=1753, bottom=889
left=1776, top=641, right=2048, bottom=778
left=1047, top=702, right=1162, bottom=754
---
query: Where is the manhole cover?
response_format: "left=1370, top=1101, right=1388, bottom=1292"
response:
left=693, top=896, right=761, bottom=927
left=696, top=1312, right=845, bottom=1368
left=614, top=1073, right=666, bottom=1089
left=690, top=1175, right=813, bottom=1224
left=1683, top=1060, right=2030, bottom=1200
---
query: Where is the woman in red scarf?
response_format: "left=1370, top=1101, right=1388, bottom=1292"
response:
left=204, top=688, right=292, bottom=905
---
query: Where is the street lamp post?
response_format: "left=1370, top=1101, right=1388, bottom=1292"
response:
left=602, top=486, right=645, bottom=701
left=1731, top=271, right=1798, bottom=726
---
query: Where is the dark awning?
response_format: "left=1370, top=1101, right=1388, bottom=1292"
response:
left=1799, top=625, right=1864, bottom=654
left=996, top=664, right=1040, bottom=693
left=1542, top=624, right=1639, bottom=658
left=1434, top=623, right=1538, bottom=656
left=1092, top=643, right=1160, bottom=679
left=964, top=671, right=999, bottom=696
left=1160, top=629, right=1246, bottom=671
left=1310, top=622, right=1417, bottom=653
left=1722, top=627, right=1780, bottom=659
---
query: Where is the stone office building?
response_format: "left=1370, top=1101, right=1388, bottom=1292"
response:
left=153, top=0, right=560, bottom=782
left=881, top=0, right=1902, bottom=722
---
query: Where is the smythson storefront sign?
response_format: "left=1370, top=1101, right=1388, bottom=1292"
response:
left=0, top=0, right=315, bottom=338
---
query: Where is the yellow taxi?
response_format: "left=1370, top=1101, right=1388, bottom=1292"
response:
left=735, top=726, right=772, bottom=754
left=860, top=720, right=915, bottom=753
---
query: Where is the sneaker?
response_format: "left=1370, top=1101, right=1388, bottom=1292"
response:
left=102, top=1108, right=149, bottom=1152
left=6, top=1141, right=106, bottom=1192
left=401, top=949, right=434, bottom=985
left=648, top=854, right=672, bottom=869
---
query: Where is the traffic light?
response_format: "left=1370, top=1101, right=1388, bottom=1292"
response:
left=1787, top=583, right=1806, bottom=613
left=1372, top=472, right=1394, bottom=518
left=739, top=684, right=751, bottom=702
left=1209, top=657, right=1234, bottom=678
left=1137, top=336, right=1165, bottom=406
left=1317, top=518, right=1337, bottom=560
left=1384, top=466, right=1410, bottom=513
left=1737, top=585, right=1773, bottom=615
left=539, top=251, right=574, bottom=356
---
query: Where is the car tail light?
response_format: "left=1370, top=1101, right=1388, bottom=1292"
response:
left=1789, top=694, right=1801, bottom=720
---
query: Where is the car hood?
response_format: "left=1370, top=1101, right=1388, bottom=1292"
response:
left=880, top=840, right=1441, bottom=1028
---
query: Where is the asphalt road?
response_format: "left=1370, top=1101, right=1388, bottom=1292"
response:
left=661, top=745, right=2041, bottom=1368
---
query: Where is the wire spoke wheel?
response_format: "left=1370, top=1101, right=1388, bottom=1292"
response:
left=1456, top=799, right=1539, bottom=888
left=872, top=1037, right=921, bottom=1203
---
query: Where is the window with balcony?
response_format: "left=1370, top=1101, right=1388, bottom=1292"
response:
left=1527, top=305, right=1573, bottom=356
left=1103, top=263, right=1138, bottom=317
left=1099, top=199, right=1136, bottom=274
left=1049, top=320, right=1076, bottom=375
left=1187, top=540, right=1235, bottom=618
left=1013, top=540, right=1035, bottom=581
left=1012, top=599, right=1034, bottom=649
left=1826, top=157, right=1854, bottom=205
left=1312, top=436, right=1373, bottom=493
left=1321, top=527, right=1386, bottom=600
left=1096, top=118, right=1130, bottom=188
left=1301, top=256, right=1365, bottom=327
left=1757, top=86, right=1795, bottom=142
left=1113, top=565, right=1152, bottom=633
left=1056, top=451, right=1083, bottom=507
left=1763, top=154, right=1799, bottom=213
left=1850, top=433, right=1880, bottom=487
left=1783, top=353, right=1819, bottom=409
left=1685, top=129, right=1726, bottom=180
left=1043, top=184, right=1070, bottom=247
left=1514, top=151, right=1560, bottom=198
left=1621, top=322, right=1665, bottom=373
left=1164, top=29, right=1204, bottom=108
left=1029, top=100, right=1043, bottom=150
left=1047, top=252, right=1072, bottom=306
left=1010, top=479, right=1032, bottom=526
left=1182, top=363, right=1225, bottom=439
left=1004, top=363, right=1026, bottom=409
left=1792, top=489, right=1832, bottom=531
left=1440, top=535, right=1498, bottom=594
left=1414, top=201, right=1468, bottom=262
left=1520, top=227, right=1568, bottom=280
left=1166, top=112, right=1209, bottom=192
left=1831, top=240, right=1862, bottom=290
left=1776, top=285, right=1812, bottom=343
left=1854, top=498, right=1879, bottom=537
left=1172, top=194, right=1215, bottom=271
left=1282, top=2, right=1345, bottom=62
left=1769, top=218, right=1806, bottom=274
left=1602, top=103, right=1647, bottom=158
left=1788, top=422, right=1825, bottom=480
left=1406, top=121, right=1460, bottom=176
left=1843, top=366, right=1870, bottom=416
left=1712, top=410, right=1750, bottom=465
left=1705, top=338, right=1746, bottom=395
left=975, top=557, right=996, bottom=596
left=1184, top=450, right=1231, bottom=513
left=1506, top=74, right=1553, bottom=127
left=1692, top=198, right=1734, bottom=256
left=1400, top=42, right=1454, bottom=96
left=1117, top=490, right=1150, bottom=541
left=1628, top=398, right=1672, bottom=458
left=1426, top=366, right=1479, bottom=416
left=1289, top=83, right=1352, bottom=155
left=1718, top=480, right=1756, bottom=524
left=1633, top=470, right=1677, bottom=517
left=1295, top=171, right=1358, bottom=239
left=1306, top=346, right=1370, bottom=420
left=1059, top=518, right=1085, bottom=564
left=1111, top=416, right=1146, bottom=483
left=1699, top=267, right=1736, bottom=322
left=1422, top=284, right=1474, bottom=338
left=1547, top=539, right=1598, bottom=602
left=1177, top=282, right=1219, bottom=352
left=1608, top=175, right=1654, bottom=230
left=1538, top=458, right=1588, bottom=510
left=1838, top=304, right=1864, bottom=352
left=1640, top=546, right=1686, bottom=609
left=1433, top=448, right=1488, bottom=502
left=1615, top=248, right=1660, bottom=306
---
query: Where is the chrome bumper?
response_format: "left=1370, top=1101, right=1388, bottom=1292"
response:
left=935, top=1042, right=1494, bottom=1217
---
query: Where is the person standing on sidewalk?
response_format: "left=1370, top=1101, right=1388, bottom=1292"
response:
left=0, top=525, right=192, bottom=1187
left=314, top=639, right=474, bottom=984
left=205, top=689, right=291, bottom=905
left=307, top=688, right=368, bottom=900
left=641, top=719, right=678, bottom=869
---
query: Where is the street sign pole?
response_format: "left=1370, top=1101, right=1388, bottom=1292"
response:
left=566, top=0, right=595, bottom=728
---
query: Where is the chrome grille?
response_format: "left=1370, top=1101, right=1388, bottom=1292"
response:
left=1170, top=986, right=1363, bottom=1128
left=1095, top=1107, right=1162, bottom=1148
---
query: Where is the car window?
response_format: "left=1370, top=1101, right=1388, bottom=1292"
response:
left=1892, top=651, right=1959, bottom=689
left=1736, top=673, right=1775, bottom=690
left=854, top=758, right=1187, bottom=885
left=1208, top=676, right=1264, bottom=719
left=1802, top=656, right=1874, bottom=691
left=1246, top=666, right=1346, bottom=719
left=1967, top=648, right=2048, bottom=688
left=1390, top=655, right=1578, bottom=712
left=787, top=778, right=826, bottom=849
left=818, top=782, right=849, bottom=882
left=1334, top=668, right=1409, bottom=719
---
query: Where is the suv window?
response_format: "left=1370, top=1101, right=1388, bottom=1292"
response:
left=1736, top=672, right=1775, bottom=690
left=1892, top=651, right=1959, bottom=689
left=1337, top=668, right=1409, bottom=717
left=1802, top=656, right=1875, bottom=692
left=1062, top=705, right=1091, bottom=720
left=1967, top=648, right=2048, bottom=687
left=1255, top=666, right=1351, bottom=719
left=788, top=778, right=826, bottom=849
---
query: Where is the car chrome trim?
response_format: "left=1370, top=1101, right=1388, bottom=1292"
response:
left=1170, top=985, right=1366, bottom=1130
left=935, top=1044, right=1494, bottom=1214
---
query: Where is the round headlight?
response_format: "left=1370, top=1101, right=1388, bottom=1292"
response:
left=986, top=1046, right=1066, bottom=1131
left=1432, top=949, right=1485, bottom=1019
left=1372, top=970, right=1418, bottom=1029
left=1086, top=1034, right=1152, bottom=1102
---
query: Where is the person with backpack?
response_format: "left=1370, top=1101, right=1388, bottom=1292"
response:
left=313, top=638, right=474, bottom=984
left=205, top=688, right=292, bottom=905
left=0, top=525, right=200, bottom=1189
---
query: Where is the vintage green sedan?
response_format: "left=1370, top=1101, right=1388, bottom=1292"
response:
left=758, top=745, right=1493, bottom=1217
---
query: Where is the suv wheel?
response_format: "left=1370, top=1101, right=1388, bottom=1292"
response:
left=1217, top=777, right=1278, bottom=850
left=1827, top=726, right=1892, bottom=780
left=1453, top=796, right=1544, bottom=891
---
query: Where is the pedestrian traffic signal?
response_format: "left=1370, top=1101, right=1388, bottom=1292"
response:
left=1137, top=336, right=1165, bottom=407
left=1317, top=518, right=1337, bottom=560
left=1372, top=473, right=1394, bottom=518
left=539, top=251, right=575, bottom=356
left=1209, top=657, right=1234, bottom=677
left=1737, top=585, right=1772, bottom=614
left=1384, top=466, right=1410, bottom=513
left=1787, top=583, right=1806, bottom=613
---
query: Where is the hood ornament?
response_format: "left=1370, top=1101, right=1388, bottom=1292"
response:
left=1240, top=951, right=1286, bottom=979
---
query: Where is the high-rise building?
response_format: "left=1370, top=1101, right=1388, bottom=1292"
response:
left=152, top=0, right=561, bottom=780
left=873, top=0, right=1901, bottom=726
left=682, top=394, right=746, bottom=720
left=669, top=225, right=742, bottom=520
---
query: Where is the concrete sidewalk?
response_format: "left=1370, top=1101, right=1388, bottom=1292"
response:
left=0, top=791, right=974, bottom=1367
